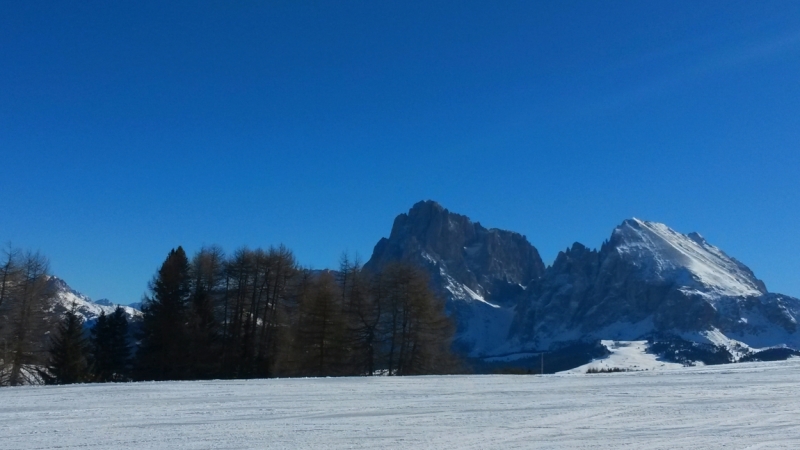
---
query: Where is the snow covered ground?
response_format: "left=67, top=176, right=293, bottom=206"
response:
left=3, top=360, right=800, bottom=449
left=561, top=340, right=684, bottom=373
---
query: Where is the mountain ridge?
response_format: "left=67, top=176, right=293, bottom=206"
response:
left=365, top=201, right=800, bottom=365
left=47, top=276, right=142, bottom=326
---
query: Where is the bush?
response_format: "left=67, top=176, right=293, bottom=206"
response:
left=585, top=367, right=632, bottom=374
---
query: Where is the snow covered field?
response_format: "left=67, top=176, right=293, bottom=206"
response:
left=3, top=360, right=800, bottom=449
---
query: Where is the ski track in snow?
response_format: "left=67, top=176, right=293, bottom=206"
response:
left=3, top=360, right=800, bottom=449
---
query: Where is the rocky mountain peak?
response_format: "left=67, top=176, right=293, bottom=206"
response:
left=46, top=276, right=141, bottom=325
left=367, top=200, right=545, bottom=292
left=365, top=201, right=546, bottom=356
left=607, top=218, right=767, bottom=298
left=366, top=205, right=800, bottom=361
left=509, top=217, right=797, bottom=355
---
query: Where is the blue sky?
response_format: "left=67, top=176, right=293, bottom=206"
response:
left=2, top=1, right=799, bottom=303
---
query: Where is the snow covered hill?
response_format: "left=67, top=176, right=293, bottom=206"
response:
left=3, top=360, right=800, bottom=449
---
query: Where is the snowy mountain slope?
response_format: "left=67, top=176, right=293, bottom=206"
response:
left=47, top=277, right=141, bottom=325
left=613, top=218, right=765, bottom=300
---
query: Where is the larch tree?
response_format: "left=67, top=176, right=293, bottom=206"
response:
left=379, top=263, right=458, bottom=375
left=2, top=251, right=56, bottom=386
left=292, top=271, right=347, bottom=377
left=187, top=246, right=225, bottom=379
left=342, top=256, right=383, bottom=376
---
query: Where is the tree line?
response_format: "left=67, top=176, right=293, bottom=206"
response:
left=2, top=244, right=460, bottom=385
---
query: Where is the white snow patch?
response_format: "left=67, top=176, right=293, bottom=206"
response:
left=692, top=328, right=753, bottom=360
left=441, top=270, right=499, bottom=308
left=561, top=340, right=683, bottom=373
left=421, top=251, right=438, bottom=265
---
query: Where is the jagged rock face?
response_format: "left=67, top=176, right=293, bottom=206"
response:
left=367, top=203, right=800, bottom=359
left=365, top=200, right=545, bottom=356
left=366, top=201, right=544, bottom=294
left=511, top=218, right=800, bottom=350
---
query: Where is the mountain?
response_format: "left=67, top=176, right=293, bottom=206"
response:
left=366, top=202, right=800, bottom=368
left=509, top=218, right=800, bottom=354
left=364, top=200, right=545, bottom=356
left=47, top=277, right=142, bottom=326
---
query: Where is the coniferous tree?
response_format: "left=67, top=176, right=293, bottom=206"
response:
left=0, top=245, right=21, bottom=383
left=135, top=247, right=191, bottom=380
left=90, top=311, right=112, bottom=380
left=127, top=244, right=459, bottom=380
left=41, top=303, right=90, bottom=384
left=292, top=271, right=347, bottom=376
left=342, top=256, right=383, bottom=376
left=1, top=250, right=56, bottom=386
left=254, top=245, right=297, bottom=377
left=108, top=306, right=131, bottom=378
left=186, top=246, right=224, bottom=378
left=216, top=246, right=297, bottom=378
left=91, top=306, right=130, bottom=382
left=379, top=263, right=458, bottom=375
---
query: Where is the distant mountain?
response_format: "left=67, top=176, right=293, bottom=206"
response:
left=47, top=277, right=142, bottom=326
left=366, top=202, right=800, bottom=367
left=508, top=218, right=800, bottom=356
left=126, top=301, right=143, bottom=310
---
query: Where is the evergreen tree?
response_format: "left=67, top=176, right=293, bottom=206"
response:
left=135, top=247, right=191, bottom=380
left=186, top=246, right=224, bottom=379
left=90, top=311, right=112, bottom=380
left=91, top=306, right=130, bottom=382
left=108, top=306, right=131, bottom=378
left=42, top=303, right=90, bottom=384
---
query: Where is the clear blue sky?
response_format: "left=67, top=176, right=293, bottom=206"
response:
left=2, top=1, right=799, bottom=304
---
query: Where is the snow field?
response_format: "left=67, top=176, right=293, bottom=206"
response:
left=3, top=360, right=800, bottom=449
left=561, top=340, right=684, bottom=373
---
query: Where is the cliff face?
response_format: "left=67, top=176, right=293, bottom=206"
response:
left=364, top=200, right=545, bottom=356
